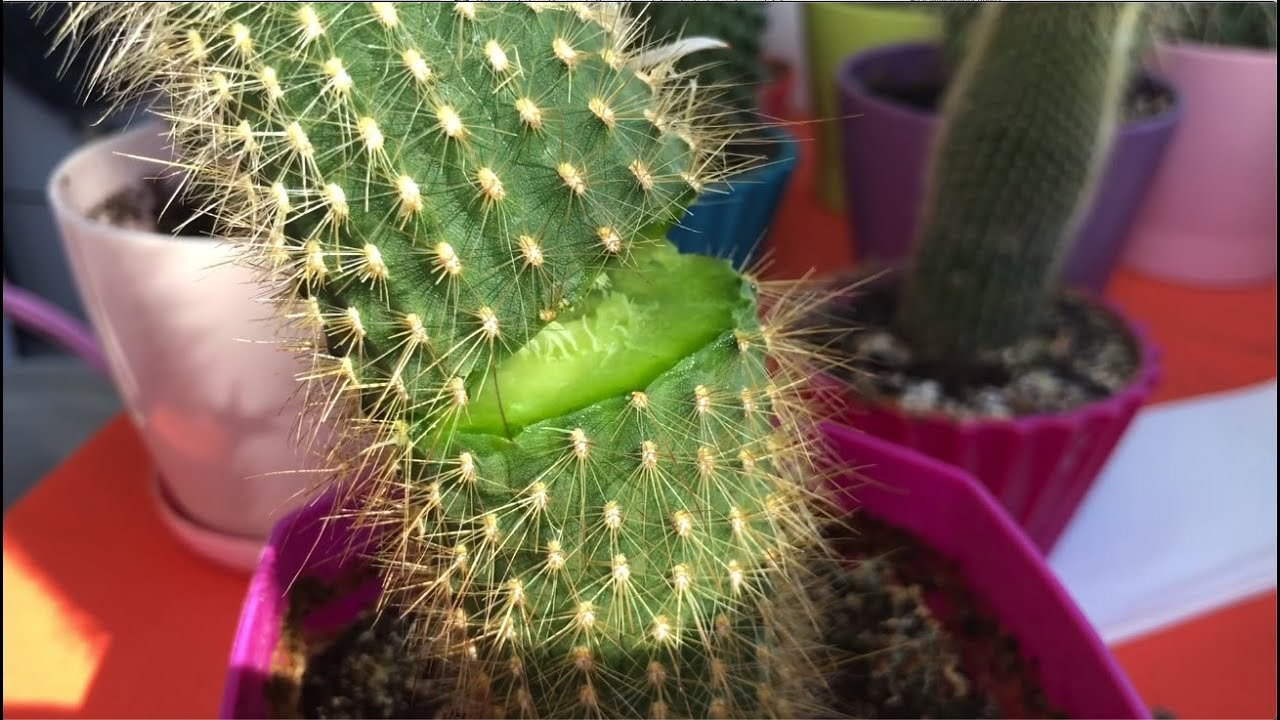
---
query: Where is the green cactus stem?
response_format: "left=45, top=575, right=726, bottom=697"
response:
left=52, top=3, right=844, bottom=717
left=894, top=3, right=1145, bottom=378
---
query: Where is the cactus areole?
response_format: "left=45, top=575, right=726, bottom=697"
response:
left=53, top=3, right=842, bottom=718
left=626, top=1, right=769, bottom=126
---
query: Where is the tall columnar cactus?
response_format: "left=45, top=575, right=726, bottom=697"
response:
left=54, top=3, right=840, bottom=717
left=936, top=2, right=984, bottom=71
left=895, top=3, right=1145, bottom=376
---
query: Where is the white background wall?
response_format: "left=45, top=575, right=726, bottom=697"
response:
left=762, top=3, right=812, bottom=113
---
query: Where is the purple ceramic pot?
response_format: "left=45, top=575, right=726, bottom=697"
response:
left=836, top=42, right=1183, bottom=295
left=221, top=427, right=1148, bottom=719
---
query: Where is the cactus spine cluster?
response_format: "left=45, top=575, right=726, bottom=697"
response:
left=626, top=2, right=769, bottom=123
left=54, top=3, right=841, bottom=718
left=895, top=3, right=1146, bottom=374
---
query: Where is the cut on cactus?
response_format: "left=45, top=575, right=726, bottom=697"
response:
left=59, top=1, right=751, bottom=449
left=374, top=249, right=836, bottom=718
left=49, top=3, right=849, bottom=718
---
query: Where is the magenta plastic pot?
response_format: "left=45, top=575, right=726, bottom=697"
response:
left=221, top=429, right=1148, bottom=719
left=829, top=297, right=1161, bottom=555
left=822, top=423, right=1148, bottom=718
left=219, top=492, right=383, bottom=720
left=836, top=42, right=1183, bottom=295
left=1122, top=41, right=1278, bottom=287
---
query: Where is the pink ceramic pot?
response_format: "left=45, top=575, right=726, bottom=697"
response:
left=220, top=427, right=1148, bottom=719
left=48, top=124, right=332, bottom=571
left=1123, top=41, right=1278, bottom=286
left=829, top=299, right=1161, bottom=556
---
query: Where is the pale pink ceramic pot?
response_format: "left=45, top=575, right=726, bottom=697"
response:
left=1123, top=40, right=1278, bottom=286
left=220, top=426, right=1148, bottom=719
left=48, top=123, right=331, bottom=571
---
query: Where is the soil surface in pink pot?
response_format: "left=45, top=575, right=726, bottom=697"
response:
left=825, top=283, right=1142, bottom=420
left=811, top=278, right=1159, bottom=554
left=87, top=177, right=218, bottom=239
left=257, top=517, right=1061, bottom=719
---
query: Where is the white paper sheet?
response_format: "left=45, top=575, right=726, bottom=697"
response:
left=1050, top=380, right=1278, bottom=644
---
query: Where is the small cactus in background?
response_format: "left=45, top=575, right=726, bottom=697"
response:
left=1162, top=1, right=1280, bottom=49
left=894, top=3, right=1146, bottom=377
left=53, top=3, right=842, bottom=717
left=1159, top=2, right=1278, bottom=50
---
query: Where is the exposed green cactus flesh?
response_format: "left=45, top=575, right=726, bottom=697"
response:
left=380, top=247, right=828, bottom=718
left=463, top=242, right=753, bottom=435
left=53, top=4, right=842, bottom=717
left=59, top=1, right=745, bottom=458
left=895, top=3, right=1145, bottom=374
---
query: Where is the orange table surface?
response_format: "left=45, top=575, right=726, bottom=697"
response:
left=5, top=121, right=1276, bottom=719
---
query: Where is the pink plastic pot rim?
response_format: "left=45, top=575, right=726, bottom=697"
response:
left=219, top=547, right=272, bottom=718
left=221, top=427, right=1150, bottom=719
left=830, top=288, right=1162, bottom=430
left=820, top=422, right=1149, bottom=718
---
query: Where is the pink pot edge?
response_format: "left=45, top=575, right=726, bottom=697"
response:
left=220, top=423, right=1150, bottom=719
left=820, top=423, right=1149, bottom=718
left=820, top=295, right=1161, bottom=552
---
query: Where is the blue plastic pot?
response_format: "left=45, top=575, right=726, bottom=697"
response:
left=668, top=126, right=799, bottom=270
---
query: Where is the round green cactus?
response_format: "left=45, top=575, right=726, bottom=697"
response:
left=365, top=242, right=831, bottom=717
left=53, top=3, right=842, bottom=717
left=60, top=1, right=750, bottom=437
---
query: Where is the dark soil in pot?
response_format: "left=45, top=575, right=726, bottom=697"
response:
left=822, top=282, right=1141, bottom=419
left=87, top=176, right=218, bottom=238
left=261, top=516, right=1062, bottom=719
left=818, top=516, right=1062, bottom=719
left=865, top=72, right=1175, bottom=125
